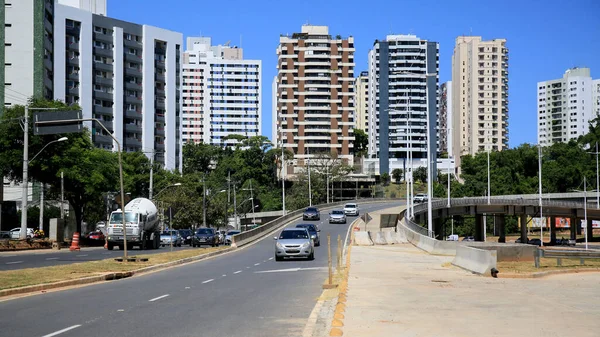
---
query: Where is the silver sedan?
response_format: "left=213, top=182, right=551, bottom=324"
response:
left=274, top=228, right=314, bottom=261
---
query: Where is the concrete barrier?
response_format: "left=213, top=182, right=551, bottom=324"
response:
left=383, top=230, right=396, bottom=244
left=354, top=232, right=373, bottom=246
left=398, top=218, right=457, bottom=255
left=372, top=231, right=388, bottom=245
left=394, top=230, right=408, bottom=243
left=466, top=242, right=536, bottom=262
left=452, top=245, right=497, bottom=276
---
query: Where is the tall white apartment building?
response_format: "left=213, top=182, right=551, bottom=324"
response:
left=275, top=25, right=355, bottom=173
left=366, top=34, right=439, bottom=175
left=354, top=71, right=368, bottom=131
left=451, top=36, right=508, bottom=162
left=182, top=37, right=261, bottom=146
left=538, top=68, right=598, bottom=145
left=2, top=0, right=183, bottom=170
left=439, top=81, right=453, bottom=157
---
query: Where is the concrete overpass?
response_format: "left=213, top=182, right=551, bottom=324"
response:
left=410, top=196, right=600, bottom=244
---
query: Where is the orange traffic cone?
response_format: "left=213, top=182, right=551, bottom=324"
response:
left=69, top=232, right=81, bottom=251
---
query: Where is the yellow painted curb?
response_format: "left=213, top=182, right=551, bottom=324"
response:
left=334, top=312, right=345, bottom=320
left=332, top=319, right=344, bottom=327
left=329, top=327, right=343, bottom=336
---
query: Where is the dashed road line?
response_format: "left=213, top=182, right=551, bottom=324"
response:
left=202, top=279, right=214, bottom=284
left=222, top=274, right=226, bottom=277
left=234, top=270, right=242, bottom=274
left=41, top=325, right=81, bottom=337
left=254, top=263, right=260, bottom=266
left=76, top=254, right=88, bottom=257
left=268, top=257, right=273, bottom=260
left=149, top=294, right=169, bottom=302
left=5, top=261, right=23, bottom=265
left=46, top=257, right=59, bottom=260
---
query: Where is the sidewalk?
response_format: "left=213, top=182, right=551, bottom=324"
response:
left=342, top=243, right=600, bottom=337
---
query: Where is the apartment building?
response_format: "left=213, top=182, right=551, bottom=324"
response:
left=439, top=81, right=453, bottom=157
left=451, top=36, right=508, bottom=162
left=1, top=1, right=183, bottom=170
left=275, top=25, right=355, bottom=174
left=354, top=71, right=368, bottom=131
left=537, top=68, right=598, bottom=146
left=182, top=37, right=261, bottom=146
left=366, top=34, right=439, bottom=175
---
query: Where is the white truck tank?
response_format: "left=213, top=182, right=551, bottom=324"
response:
left=107, top=198, right=160, bottom=250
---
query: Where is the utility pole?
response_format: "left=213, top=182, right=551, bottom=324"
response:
left=148, top=153, right=154, bottom=200
left=250, top=179, right=256, bottom=226
left=202, top=175, right=207, bottom=228
left=39, top=183, right=44, bottom=231
left=307, top=148, right=312, bottom=206
left=326, top=165, right=330, bottom=204
left=280, top=129, right=286, bottom=215
left=538, top=145, right=543, bottom=246
left=61, top=172, right=65, bottom=219
left=20, top=106, right=29, bottom=239
left=596, top=142, right=599, bottom=208
left=233, top=184, right=238, bottom=230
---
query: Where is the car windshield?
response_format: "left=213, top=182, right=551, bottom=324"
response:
left=296, top=224, right=316, bottom=233
left=280, top=230, right=309, bottom=240
left=306, top=208, right=318, bottom=212
left=331, top=210, right=344, bottom=215
left=345, top=204, right=356, bottom=208
left=196, top=229, right=213, bottom=235
left=110, top=212, right=138, bottom=224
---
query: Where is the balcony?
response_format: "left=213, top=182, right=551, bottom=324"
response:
left=124, top=38, right=142, bottom=48
left=125, top=109, right=142, bottom=120
left=125, top=67, right=142, bottom=77
left=94, top=62, right=113, bottom=72
left=67, top=41, right=79, bottom=51
left=125, top=52, right=142, bottom=63
left=155, top=128, right=165, bottom=136
left=155, top=114, right=165, bottom=122
left=155, top=142, right=165, bottom=151
left=94, top=47, right=113, bottom=58
left=155, top=60, right=166, bottom=69
left=93, top=31, right=113, bottom=43
left=125, top=123, right=142, bottom=133
left=155, top=88, right=166, bottom=97
left=67, top=56, right=79, bottom=66
left=124, top=137, right=142, bottom=148
left=155, top=99, right=165, bottom=109
left=125, top=81, right=142, bottom=91
left=125, top=95, right=141, bottom=104
left=93, top=134, right=113, bottom=145
left=67, top=86, right=79, bottom=96
left=93, top=90, right=113, bottom=101
left=93, top=105, right=113, bottom=115
left=94, top=76, right=113, bottom=87
left=155, top=73, right=165, bottom=83
left=67, top=72, right=79, bottom=81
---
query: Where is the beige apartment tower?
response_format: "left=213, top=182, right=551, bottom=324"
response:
left=275, top=25, right=355, bottom=173
left=354, top=71, right=368, bottom=131
left=451, top=36, right=508, bottom=162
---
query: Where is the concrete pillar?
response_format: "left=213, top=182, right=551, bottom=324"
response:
left=520, top=214, right=528, bottom=243
left=587, top=219, right=594, bottom=242
left=570, top=218, right=577, bottom=240
left=576, top=218, right=582, bottom=235
left=550, top=216, right=557, bottom=244
left=434, top=218, right=443, bottom=240
left=496, top=215, right=506, bottom=243
left=475, top=214, right=484, bottom=242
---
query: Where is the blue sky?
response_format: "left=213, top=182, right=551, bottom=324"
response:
left=109, top=0, right=600, bottom=148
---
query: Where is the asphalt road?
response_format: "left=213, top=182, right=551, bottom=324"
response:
left=0, top=242, right=195, bottom=271
left=0, top=201, right=401, bottom=337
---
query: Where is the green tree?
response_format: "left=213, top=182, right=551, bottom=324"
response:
left=391, top=168, right=403, bottom=184
left=380, top=172, right=390, bottom=186
left=413, top=167, right=427, bottom=183
left=352, top=129, right=368, bottom=158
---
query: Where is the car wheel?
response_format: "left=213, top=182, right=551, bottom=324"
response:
left=308, top=251, right=315, bottom=260
left=275, top=255, right=283, bottom=262
left=316, top=241, right=320, bottom=247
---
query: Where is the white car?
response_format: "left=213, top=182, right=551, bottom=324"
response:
left=10, top=228, right=35, bottom=239
left=413, top=194, right=428, bottom=203
left=343, top=203, right=359, bottom=216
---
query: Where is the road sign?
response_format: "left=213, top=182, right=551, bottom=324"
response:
left=33, top=110, right=83, bottom=135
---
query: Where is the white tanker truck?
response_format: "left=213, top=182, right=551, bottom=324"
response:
left=106, top=198, right=161, bottom=250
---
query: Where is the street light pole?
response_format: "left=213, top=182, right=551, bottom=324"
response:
left=447, top=158, right=451, bottom=208
left=307, top=149, right=312, bottom=206
left=538, top=145, right=543, bottom=246
left=584, top=176, right=588, bottom=250
left=596, top=142, right=599, bottom=208
left=280, top=129, right=286, bottom=215
left=487, top=150, right=491, bottom=205
left=202, top=175, right=207, bottom=228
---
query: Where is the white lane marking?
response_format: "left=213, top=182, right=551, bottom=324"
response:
left=234, top=270, right=242, bottom=274
left=255, top=267, right=328, bottom=274
left=1, top=255, right=16, bottom=258
left=46, top=257, right=59, bottom=260
left=222, top=274, right=226, bottom=277
left=268, top=257, right=273, bottom=261
left=185, top=287, right=191, bottom=289
left=254, top=263, right=260, bottom=266
left=149, top=294, right=169, bottom=302
left=5, top=261, right=23, bottom=265
left=263, top=260, right=267, bottom=263
left=202, top=279, right=214, bottom=284
left=76, top=254, right=88, bottom=257
left=246, top=266, right=250, bottom=269
left=41, top=325, right=82, bottom=337
left=117, top=309, right=124, bottom=312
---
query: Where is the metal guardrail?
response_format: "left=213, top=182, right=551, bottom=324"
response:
left=534, top=248, right=600, bottom=268
left=231, top=198, right=403, bottom=247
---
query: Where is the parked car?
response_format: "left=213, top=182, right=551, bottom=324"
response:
left=179, top=229, right=193, bottom=245
left=329, top=210, right=347, bottom=224
left=87, top=231, right=105, bottom=241
left=9, top=228, right=35, bottom=239
left=462, top=236, right=475, bottom=242
left=343, top=203, right=360, bottom=216
left=295, top=223, right=321, bottom=246
left=192, top=228, right=218, bottom=247
left=528, top=238, right=542, bottom=246
left=413, top=194, right=428, bottom=204
left=215, top=231, right=224, bottom=244
left=446, top=234, right=459, bottom=241
left=224, top=230, right=241, bottom=245
left=274, top=227, right=314, bottom=261
left=303, top=207, right=320, bottom=221
left=160, top=230, right=182, bottom=247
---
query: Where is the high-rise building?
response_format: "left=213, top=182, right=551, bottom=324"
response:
left=1, top=1, right=183, bottom=170
left=182, top=37, right=261, bottom=146
left=367, top=34, right=439, bottom=175
left=451, top=36, right=508, bottom=161
left=594, top=79, right=600, bottom=119
left=275, top=25, right=355, bottom=174
left=538, top=68, right=598, bottom=146
left=354, top=71, right=368, bottom=131
left=439, top=81, right=453, bottom=157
